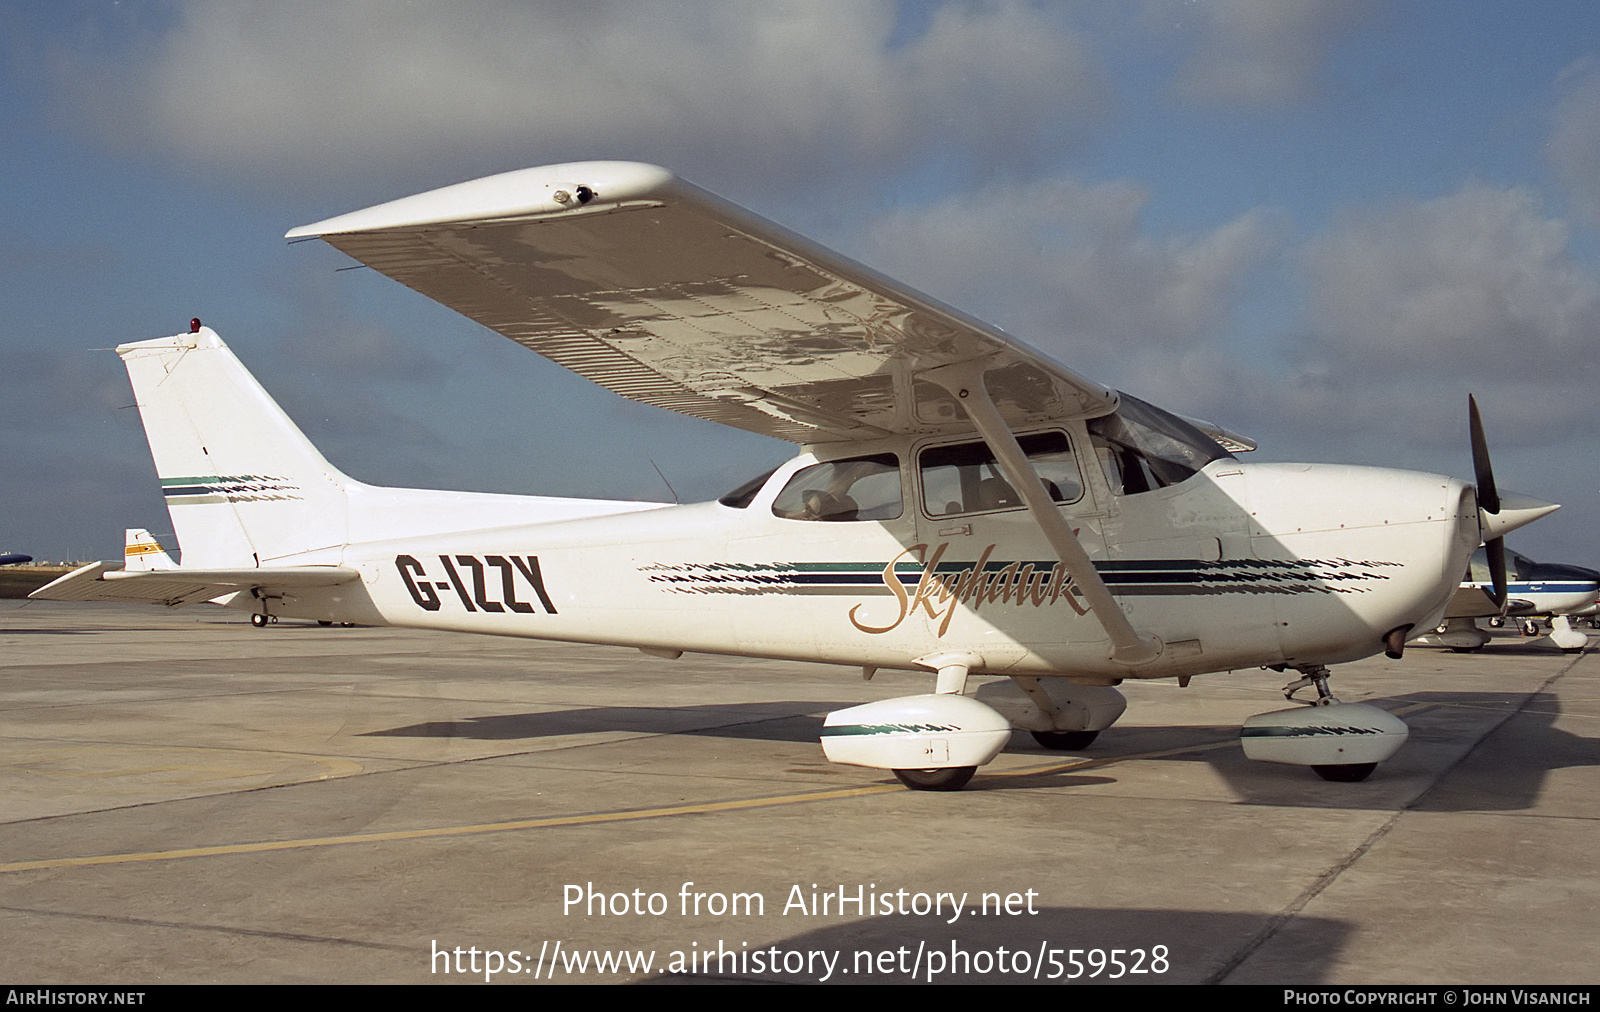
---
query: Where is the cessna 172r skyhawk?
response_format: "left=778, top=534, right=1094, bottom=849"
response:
left=35, top=162, right=1558, bottom=790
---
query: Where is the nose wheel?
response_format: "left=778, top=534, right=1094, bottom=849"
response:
left=1241, top=665, right=1408, bottom=781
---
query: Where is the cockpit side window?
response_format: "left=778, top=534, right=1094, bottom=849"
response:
left=1088, top=392, right=1234, bottom=496
left=1469, top=547, right=1534, bottom=583
left=770, top=453, right=902, bottom=522
left=918, top=431, right=1083, bottom=517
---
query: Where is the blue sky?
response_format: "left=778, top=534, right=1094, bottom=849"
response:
left=3, top=0, right=1598, bottom=569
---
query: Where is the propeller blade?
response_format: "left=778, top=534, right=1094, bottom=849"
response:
left=1486, top=536, right=1508, bottom=610
left=1469, top=394, right=1500, bottom=516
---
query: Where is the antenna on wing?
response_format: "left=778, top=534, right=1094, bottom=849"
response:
left=649, top=459, right=680, bottom=505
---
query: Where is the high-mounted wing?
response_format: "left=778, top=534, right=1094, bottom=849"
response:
left=287, top=162, right=1117, bottom=444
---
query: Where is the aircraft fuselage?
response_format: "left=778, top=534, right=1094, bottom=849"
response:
left=262, top=436, right=1480, bottom=683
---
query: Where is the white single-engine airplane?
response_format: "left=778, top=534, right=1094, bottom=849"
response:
left=1425, top=546, right=1598, bottom=653
left=36, top=162, right=1559, bottom=789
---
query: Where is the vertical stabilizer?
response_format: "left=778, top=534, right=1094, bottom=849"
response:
left=117, top=328, right=350, bottom=567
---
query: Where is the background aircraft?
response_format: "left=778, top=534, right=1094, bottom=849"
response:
left=1425, top=546, right=1599, bottom=652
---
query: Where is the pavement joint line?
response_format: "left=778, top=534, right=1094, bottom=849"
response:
left=0, top=903, right=415, bottom=951
left=1206, top=806, right=1406, bottom=986
left=0, top=739, right=1232, bottom=874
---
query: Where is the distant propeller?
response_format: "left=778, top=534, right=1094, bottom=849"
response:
left=1469, top=395, right=1507, bottom=609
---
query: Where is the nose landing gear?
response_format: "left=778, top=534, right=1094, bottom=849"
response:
left=1240, top=665, right=1409, bottom=782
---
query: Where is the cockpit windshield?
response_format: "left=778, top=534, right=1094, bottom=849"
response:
left=1088, top=392, right=1234, bottom=495
left=718, top=466, right=779, bottom=509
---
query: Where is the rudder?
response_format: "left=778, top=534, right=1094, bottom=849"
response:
left=118, top=327, right=350, bottom=568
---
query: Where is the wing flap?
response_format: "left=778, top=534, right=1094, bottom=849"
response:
left=290, top=161, right=1118, bottom=444
left=30, top=562, right=359, bottom=608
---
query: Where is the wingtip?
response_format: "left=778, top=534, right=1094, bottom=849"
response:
left=285, top=161, right=676, bottom=238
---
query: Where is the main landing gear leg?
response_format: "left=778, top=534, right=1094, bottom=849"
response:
left=1008, top=677, right=1126, bottom=751
left=890, top=655, right=981, bottom=791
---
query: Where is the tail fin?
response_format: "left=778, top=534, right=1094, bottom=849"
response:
left=123, top=528, right=176, bottom=571
left=118, top=328, right=350, bottom=568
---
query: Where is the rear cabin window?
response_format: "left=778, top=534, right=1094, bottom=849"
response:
left=919, top=432, right=1083, bottom=517
left=770, top=454, right=902, bottom=522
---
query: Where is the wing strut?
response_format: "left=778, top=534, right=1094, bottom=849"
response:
left=922, top=362, right=1161, bottom=665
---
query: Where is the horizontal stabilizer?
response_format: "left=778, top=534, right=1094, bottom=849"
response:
left=30, top=562, right=358, bottom=608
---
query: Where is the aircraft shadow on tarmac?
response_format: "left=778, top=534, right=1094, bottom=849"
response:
left=1073, top=689, right=1594, bottom=814
left=361, top=701, right=843, bottom=744
left=1387, top=689, right=1598, bottom=813
left=360, top=689, right=1593, bottom=812
left=0, top=626, right=114, bottom=635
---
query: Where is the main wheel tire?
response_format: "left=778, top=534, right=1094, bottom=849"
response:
left=250, top=613, right=268, bottom=628
left=892, top=766, right=977, bottom=791
left=1312, top=762, right=1377, bottom=782
left=1029, top=729, right=1100, bottom=750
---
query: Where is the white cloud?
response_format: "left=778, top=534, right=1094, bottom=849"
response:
left=856, top=174, right=1288, bottom=411
left=1549, top=57, right=1600, bottom=225
left=1302, top=185, right=1598, bottom=371
left=1152, top=0, right=1375, bottom=107
left=1291, top=184, right=1600, bottom=444
left=856, top=177, right=1600, bottom=455
left=50, top=0, right=1109, bottom=193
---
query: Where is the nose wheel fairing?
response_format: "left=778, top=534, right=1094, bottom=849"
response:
left=1240, top=665, right=1409, bottom=781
